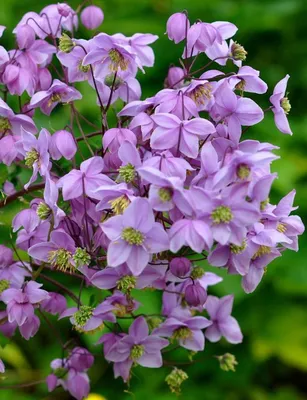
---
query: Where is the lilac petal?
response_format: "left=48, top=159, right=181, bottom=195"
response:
left=101, top=215, right=123, bottom=241
left=242, top=265, right=264, bottom=293
left=142, top=336, right=169, bottom=352
left=236, top=97, right=264, bottom=126
left=186, top=316, right=212, bottom=330
left=107, top=240, right=132, bottom=267
left=274, top=110, right=292, bottom=135
left=28, top=242, right=58, bottom=261
left=219, top=316, right=243, bottom=344
left=91, top=269, right=119, bottom=289
left=180, top=329, right=204, bottom=351
left=144, top=224, right=169, bottom=253
left=126, top=246, right=150, bottom=275
left=216, top=295, right=234, bottom=320
left=138, top=352, right=163, bottom=368
left=208, top=245, right=229, bottom=267
left=205, top=295, right=220, bottom=318
left=129, top=316, right=149, bottom=341
left=122, top=198, right=154, bottom=232
left=205, top=324, right=222, bottom=342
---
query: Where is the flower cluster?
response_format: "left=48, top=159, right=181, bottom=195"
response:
left=0, top=3, right=304, bottom=399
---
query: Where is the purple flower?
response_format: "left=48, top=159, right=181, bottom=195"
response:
left=166, top=13, right=189, bottom=44
left=228, top=66, right=268, bottom=94
left=184, top=282, right=207, bottom=307
left=270, top=75, right=292, bottom=135
left=129, top=33, right=158, bottom=68
left=212, top=81, right=264, bottom=142
left=81, top=6, right=104, bottom=30
left=30, top=79, right=82, bottom=115
left=41, top=292, right=67, bottom=315
left=57, top=156, right=112, bottom=200
left=205, top=295, right=243, bottom=344
left=1, top=281, right=49, bottom=326
left=16, top=128, right=50, bottom=189
left=0, top=98, right=37, bottom=136
left=101, top=198, right=169, bottom=275
left=60, top=302, right=116, bottom=333
left=0, top=359, right=4, bottom=373
left=105, top=317, right=168, bottom=381
left=154, top=315, right=211, bottom=351
left=150, top=113, right=215, bottom=158
left=103, top=127, right=136, bottom=154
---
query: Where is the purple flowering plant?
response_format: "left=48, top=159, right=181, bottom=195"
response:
left=0, top=3, right=304, bottom=398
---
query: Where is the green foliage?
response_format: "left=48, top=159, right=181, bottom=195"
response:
left=0, top=0, right=307, bottom=399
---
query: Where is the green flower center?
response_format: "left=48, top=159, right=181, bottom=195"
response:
left=59, top=33, right=75, bottom=53
left=236, top=164, right=251, bottom=180
left=158, top=188, right=172, bottom=202
left=230, top=241, right=247, bottom=254
left=0, top=117, right=11, bottom=133
left=116, top=275, right=137, bottom=294
left=172, top=327, right=192, bottom=341
left=25, top=149, right=39, bottom=168
left=211, top=205, right=233, bottom=224
left=217, top=353, right=238, bottom=372
left=109, top=195, right=130, bottom=215
left=130, top=344, right=145, bottom=361
left=122, top=227, right=144, bottom=246
left=48, top=249, right=74, bottom=273
left=235, top=80, right=246, bottom=92
left=231, top=42, right=247, bottom=61
left=104, top=73, right=123, bottom=89
left=252, top=245, right=271, bottom=260
left=108, top=49, right=129, bottom=72
left=36, top=202, right=51, bottom=220
left=0, top=279, right=10, bottom=294
left=119, top=163, right=136, bottom=183
left=281, top=97, right=291, bottom=114
left=260, top=198, right=269, bottom=211
left=190, top=266, right=205, bottom=280
left=78, top=60, right=90, bottom=73
left=73, top=305, right=93, bottom=328
left=73, top=247, right=91, bottom=268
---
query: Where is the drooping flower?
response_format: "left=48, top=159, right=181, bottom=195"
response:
left=270, top=74, right=292, bottom=135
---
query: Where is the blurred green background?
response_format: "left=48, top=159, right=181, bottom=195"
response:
left=0, top=0, right=307, bottom=399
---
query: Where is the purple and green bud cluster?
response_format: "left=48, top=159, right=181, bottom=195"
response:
left=0, top=3, right=304, bottom=399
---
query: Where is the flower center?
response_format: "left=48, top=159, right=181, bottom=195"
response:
left=122, top=227, right=144, bottom=246
left=260, top=198, right=269, bottom=211
left=0, top=117, right=11, bottom=133
left=48, top=249, right=74, bottom=273
left=59, top=33, right=74, bottom=53
left=252, top=245, right=271, bottom=260
left=130, top=344, right=145, bottom=361
left=158, top=188, right=172, bottom=202
left=78, top=60, right=90, bottom=73
left=25, top=149, right=39, bottom=168
left=73, top=305, right=93, bottom=328
left=119, top=163, right=136, bottom=183
left=230, top=240, right=247, bottom=254
left=54, top=367, right=68, bottom=379
left=116, top=275, right=137, bottom=294
left=109, top=195, right=130, bottom=215
left=281, top=97, right=291, bottom=114
left=73, top=247, right=91, bottom=268
left=36, top=202, right=51, bottom=220
left=104, top=73, right=123, bottom=89
left=0, top=279, right=10, bottom=294
left=190, top=83, right=212, bottom=106
left=108, top=48, right=129, bottom=72
left=235, top=80, right=246, bottom=92
left=211, top=205, right=233, bottom=224
left=236, top=164, right=251, bottom=180
left=230, top=42, right=247, bottom=61
left=172, top=326, right=192, bottom=341
left=190, top=266, right=204, bottom=280
left=277, top=223, right=287, bottom=233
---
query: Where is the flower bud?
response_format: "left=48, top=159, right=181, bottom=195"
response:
left=170, top=257, right=191, bottom=278
left=16, top=24, right=35, bottom=50
left=59, top=33, right=75, bottom=53
left=81, top=6, right=104, bottom=30
left=217, top=353, right=238, bottom=372
left=57, top=3, right=72, bottom=17
left=41, top=292, right=67, bottom=315
left=49, top=130, right=77, bottom=161
left=69, top=347, right=94, bottom=372
left=165, top=368, right=188, bottom=395
left=165, top=66, right=185, bottom=88
left=166, top=12, right=190, bottom=44
left=184, top=282, right=207, bottom=307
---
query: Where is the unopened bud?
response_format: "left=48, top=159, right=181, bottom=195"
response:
left=217, top=353, right=238, bottom=372
left=165, top=368, right=188, bottom=395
